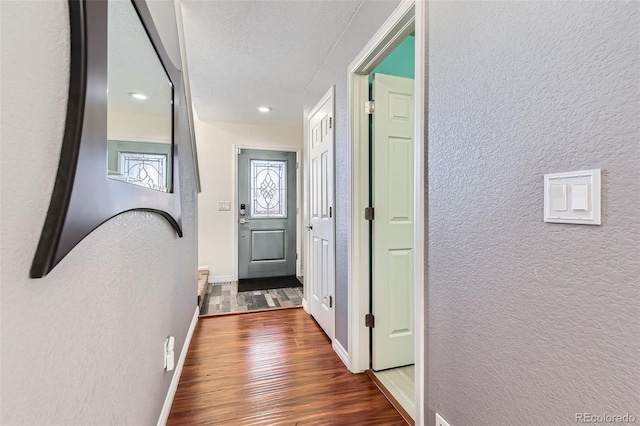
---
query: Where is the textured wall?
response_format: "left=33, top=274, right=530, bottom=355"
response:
left=194, top=117, right=302, bottom=280
left=0, top=1, right=198, bottom=424
left=303, top=0, right=402, bottom=350
left=428, top=2, right=640, bottom=425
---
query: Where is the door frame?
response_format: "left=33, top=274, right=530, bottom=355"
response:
left=232, top=145, right=303, bottom=280
left=346, top=0, right=427, bottom=424
left=301, top=86, right=336, bottom=331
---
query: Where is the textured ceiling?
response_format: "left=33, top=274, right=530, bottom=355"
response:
left=181, top=0, right=363, bottom=126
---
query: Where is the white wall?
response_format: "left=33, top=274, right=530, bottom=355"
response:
left=0, top=1, right=198, bottom=424
left=108, top=110, right=171, bottom=143
left=194, top=113, right=302, bottom=281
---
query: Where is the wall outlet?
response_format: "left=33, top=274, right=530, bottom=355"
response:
left=164, top=336, right=175, bottom=371
left=217, top=201, right=231, bottom=211
left=436, top=413, right=451, bottom=426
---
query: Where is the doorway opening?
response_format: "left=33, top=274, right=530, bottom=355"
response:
left=347, top=1, right=426, bottom=424
left=368, top=32, right=416, bottom=419
left=199, top=146, right=304, bottom=316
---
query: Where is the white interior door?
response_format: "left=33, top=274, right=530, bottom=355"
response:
left=307, top=90, right=335, bottom=339
left=372, top=73, right=415, bottom=371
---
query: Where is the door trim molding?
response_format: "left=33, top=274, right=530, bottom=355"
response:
left=346, top=1, right=427, bottom=424
left=232, top=145, right=303, bottom=281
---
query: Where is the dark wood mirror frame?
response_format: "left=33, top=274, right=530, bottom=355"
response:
left=31, top=0, right=183, bottom=278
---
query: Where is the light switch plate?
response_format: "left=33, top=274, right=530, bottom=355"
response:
left=436, top=413, right=452, bottom=426
left=544, top=169, right=601, bottom=225
left=217, top=201, right=231, bottom=211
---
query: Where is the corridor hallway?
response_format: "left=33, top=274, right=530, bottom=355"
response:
left=167, top=309, right=406, bottom=425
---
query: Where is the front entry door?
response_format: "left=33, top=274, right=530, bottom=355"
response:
left=238, top=149, right=297, bottom=279
left=372, top=73, right=415, bottom=371
left=307, top=89, right=335, bottom=339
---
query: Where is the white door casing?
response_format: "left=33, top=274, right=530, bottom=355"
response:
left=307, top=88, right=335, bottom=339
left=372, top=73, right=415, bottom=371
left=346, top=1, right=426, bottom=423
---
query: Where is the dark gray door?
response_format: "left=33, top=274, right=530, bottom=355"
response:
left=238, top=149, right=297, bottom=279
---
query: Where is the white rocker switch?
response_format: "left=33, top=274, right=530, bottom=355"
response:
left=571, top=183, right=589, bottom=211
left=550, top=184, right=567, bottom=212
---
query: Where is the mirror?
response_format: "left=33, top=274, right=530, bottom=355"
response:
left=31, top=0, right=184, bottom=278
left=107, top=0, right=173, bottom=192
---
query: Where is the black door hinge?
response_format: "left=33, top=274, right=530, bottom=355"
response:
left=365, top=313, right=375, bottom=328
left=365, top=207, right=374, bottom=221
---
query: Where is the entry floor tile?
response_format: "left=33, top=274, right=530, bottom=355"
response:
left=200, top=281, right=303, bottom=315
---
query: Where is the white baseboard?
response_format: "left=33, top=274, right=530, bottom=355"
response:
left=209, top=274, right=236, bottom=283
left=302, top=298, right=310, bottom=314
left=333, top=338, right=350, bottom=370
left=198, top=265, right=209, bottom=271
left=157, top=307, right=199, bottom=426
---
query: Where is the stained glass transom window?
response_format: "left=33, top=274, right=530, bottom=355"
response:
left=116, top=152, right=168, bottom=191
left=250, top=159, right=287, bottom=218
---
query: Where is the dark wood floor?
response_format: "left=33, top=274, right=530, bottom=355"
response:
left=168, top=308, right=406, bottom=425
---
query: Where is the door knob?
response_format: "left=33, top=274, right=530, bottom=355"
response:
left=305, top=224, right=313, bottom=230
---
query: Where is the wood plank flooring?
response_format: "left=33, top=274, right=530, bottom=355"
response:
left=168, top=309, right=406, bottom=425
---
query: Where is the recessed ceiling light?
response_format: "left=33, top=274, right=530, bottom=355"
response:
left=258, top=106, right=272, bottom=113
left=129, top=92, right=148, bottom=100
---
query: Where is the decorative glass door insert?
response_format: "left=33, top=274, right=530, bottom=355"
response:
left=117, top=152, right=168, bottom=191
left=250, top=159, right=287, bottom=218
